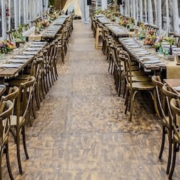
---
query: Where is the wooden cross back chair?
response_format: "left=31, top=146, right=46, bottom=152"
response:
left=0, top=100, right=14, bottom=180
left=152, top=76, right=178, bottom=174
left=5, top=77, right=35, bottom=174
left=169, top=98, right=180, bottom=179
left=123, top=52, right=158, bottom=121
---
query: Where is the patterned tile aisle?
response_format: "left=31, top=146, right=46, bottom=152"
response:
left=2, top=20, right=180, bottom=180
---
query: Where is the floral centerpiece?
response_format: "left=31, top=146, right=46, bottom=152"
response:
left=120, top=18, right=129, bottom=27
left=144, top=30, right=157, bottom=46
left=37, top=20, right=50, bottom=30
left=164, top=37, right=175, bottom=45
left=154, top=37, right=163, bottom=51
left=0, top=40, right=15, bottom=54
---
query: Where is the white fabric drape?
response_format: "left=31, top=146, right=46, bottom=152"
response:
left=63, top=0, right=82, bottom=16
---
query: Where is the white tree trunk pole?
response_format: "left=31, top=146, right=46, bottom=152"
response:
left=132, top=0, right=136, bottom=19
left=127, top=0, right=130, bottom=16
left=173, top=0, right=179, bottom=33
left=101, top=0, right=107, bottom=10
left=157, top=0, right=162, bottom=31
left=148, top=0, right=153, bottom=24
left=136, top=0, right=139, bottom=20
left=166, top=0, right=169, bottom=32
left=154, top=0, right=157, bottom=25
left=144, top=0, right=147, bottom=23
left=139, top=0, right=143, bottom=22
left=1, top=0, right=6, bottom=38
left=131, top=0, right=133, bottom=17
left=120, top=5, right=124, bottom=15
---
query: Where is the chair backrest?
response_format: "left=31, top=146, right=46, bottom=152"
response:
left=0, top=101, right=14, bottom=145
left=170, top=98, right=180, bottom=142
left=17, top=76, right=36, bottom=125
left=162, top=85, right=178, bottom=121
left=1, top=86, right=19, bottom=103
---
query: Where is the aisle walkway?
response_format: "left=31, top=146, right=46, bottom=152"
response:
left=3, top=21, right=180, bottom=180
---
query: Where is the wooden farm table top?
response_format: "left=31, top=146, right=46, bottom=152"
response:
left=164, top=79, right=180, bottom=95
left=25, top=16, right=69, bottom=41
left=0, top=42, right=47, bottom=81
left=105, top=24, right=129, bottom=37
left=41, top=25, right=62, bottom=39
left=118, top=37, right=168, bottom=71
left=97, top=17, right=111, bottom=24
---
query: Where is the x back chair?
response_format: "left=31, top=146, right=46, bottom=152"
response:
left=169, top=98, right=180, bottom=179
left=123, top=52, right=158, bottom=121
left=0, top=100, right=14, bottom=180
left=7, top=77, right=35, bottom=174
left=152, top=76, right=178, bottom=174
left=119, top=50, right=151, bottom=98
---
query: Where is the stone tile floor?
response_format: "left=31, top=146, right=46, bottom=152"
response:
left=2, top=20, right=180, bottom=180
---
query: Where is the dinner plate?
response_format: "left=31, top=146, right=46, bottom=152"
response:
left=30, top=45, right=43, bottom=47
left=31, top=42, right=46, bottom=45
left=0, top=64, right=22, bottom=68
left=143, top=60, right=161, bottom=64
left=14, top=55, right=33, bottom=59
left=23, top=51, right=37, bottom=55
left=8, top=59, right=28, bottom=63
left=26, top=48, right=41, bottom=51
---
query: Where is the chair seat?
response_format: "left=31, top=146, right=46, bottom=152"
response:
left=131, top=66, right=140, bottom=71
left=7, top=79, right=30, bottom=86
left=10, top=115, right=24, bottom=126
left=129, top=82, right=154, bottom=90
left=3, top=116, right=23, bottom=127
left=131, top=71, right=147, bottom=76
left=132, top=76, right=151, bottom=82
left=14, top=75, right=31, bottom=80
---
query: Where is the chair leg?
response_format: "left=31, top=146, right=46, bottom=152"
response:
left=159, top=126, right=166, bottom=159
left=16, top=130, right=23, bottom=174
left=166, top=133, right=172, bottom=174
left=169, top=143, right=177, bottom=180
left=22, top=126, right=29, bottom=160
left=35, top=86, right=40, bottom=110
left=0, top=155, right=2, bottom=180
left=32, top=95, right=36, bottom=119
left=5, top=142, right=14, bottom=180
left=129, top=91, right=138, bottom=121
left=123, top=81, right=127, bottom=98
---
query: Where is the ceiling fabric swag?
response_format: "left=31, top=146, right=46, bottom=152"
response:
left=63, top=0, right=82, bottom=16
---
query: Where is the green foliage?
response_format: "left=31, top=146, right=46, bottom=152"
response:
left=49, top=0, right=55, bottom=6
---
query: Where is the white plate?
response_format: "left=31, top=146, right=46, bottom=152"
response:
left=23, top=51, right=37, bottom=55
left=8, top=59, right=27, bottom=63
left=14, top=55, right=33, bottom=59
left=26, top=48, right=41, bottom=51
left=0, top=64, right=22, bottom=68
